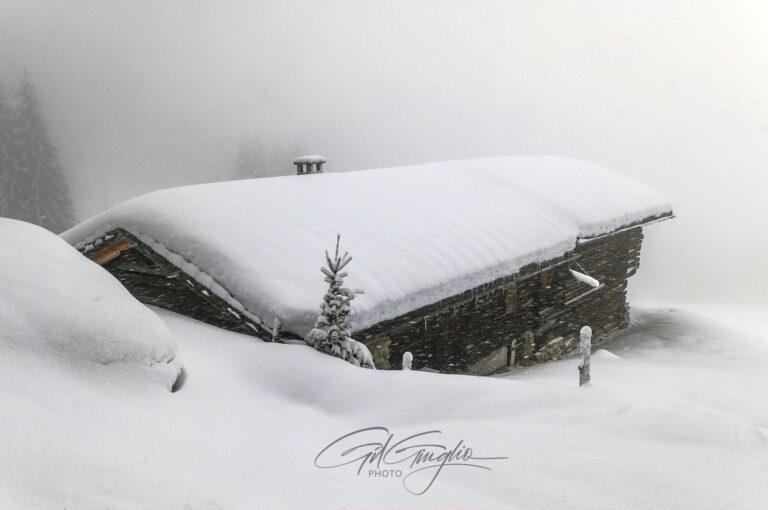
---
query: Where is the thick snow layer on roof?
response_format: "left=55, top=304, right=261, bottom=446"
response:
left=0, top=219, right=181, bottom=389
left=63, top=156, right=672, bottom=335
left=293, top=154, right=327, bottom=164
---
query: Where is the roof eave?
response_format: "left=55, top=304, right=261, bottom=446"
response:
left=576, top=211, right=675, bottom=245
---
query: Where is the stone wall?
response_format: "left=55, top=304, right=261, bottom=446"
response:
left=78, top=229, right=284, bottom=341
left=357, top=227, right=645, bottom=374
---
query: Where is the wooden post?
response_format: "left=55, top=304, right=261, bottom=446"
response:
left=579, top=326, right=591, bottom=386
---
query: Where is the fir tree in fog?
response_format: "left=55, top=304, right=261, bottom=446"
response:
left=0, top=85, right=23, bottom=221
left=11, top=75, right=74, bottom=233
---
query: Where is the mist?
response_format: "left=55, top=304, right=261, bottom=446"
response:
left=1, top=0, right=765, bottom=304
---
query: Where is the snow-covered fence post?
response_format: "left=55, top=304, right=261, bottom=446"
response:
left=402, top=352, right=413, bottom=370
left=578, top=326, right=592, bottom=386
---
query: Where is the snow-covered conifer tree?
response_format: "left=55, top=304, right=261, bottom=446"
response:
left=0, top=85, right=24, bottom=221
left=13, top=74, right=74, bottom=233
left=306, top=235, right=375, bottom=369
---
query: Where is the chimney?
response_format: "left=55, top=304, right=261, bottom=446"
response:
left=293, top=155, right=326, bottom=175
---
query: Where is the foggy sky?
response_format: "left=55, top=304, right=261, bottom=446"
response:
left=1, top=0, right=766, bottom=303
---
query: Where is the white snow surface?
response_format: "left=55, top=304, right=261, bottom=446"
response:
left=0, top=219, right=181, bottom=389
left=62, top=156, right=672, bottom=334
left=1, top=304, right=766, bottom=509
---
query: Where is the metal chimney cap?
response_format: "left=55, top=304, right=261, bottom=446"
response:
left=293, top=154, right=327, bottom=164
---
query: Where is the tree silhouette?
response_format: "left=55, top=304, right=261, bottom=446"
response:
left=10, top=74, right=74, bottom=232
left=0, top=85, right=24, bottom=221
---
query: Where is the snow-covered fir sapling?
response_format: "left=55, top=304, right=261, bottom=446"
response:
left=306, top=235, right=375, bottom=369
left=402, top=351, right=413, bottom=370
left=579, top=326, right=592, bottom=386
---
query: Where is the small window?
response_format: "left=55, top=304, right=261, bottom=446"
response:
left=505, top=284, right=518, bottom=313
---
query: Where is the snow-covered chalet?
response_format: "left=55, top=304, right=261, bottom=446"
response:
left=63, top=156, right=673, bottom=374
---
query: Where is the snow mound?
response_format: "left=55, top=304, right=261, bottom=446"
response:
left=0, top=219, right=181, bottom=389
left=63, top=156, right=673, bottom=335
left=592, top=349, right=623, bottom=360
left=1, top=305, right=766, bottom=508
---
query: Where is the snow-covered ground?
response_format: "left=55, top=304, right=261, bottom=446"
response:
left=1, top=301, right=766, bottom=509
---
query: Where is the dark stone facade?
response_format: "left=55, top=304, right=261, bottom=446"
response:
left=357, top=227, right=645, bottom=374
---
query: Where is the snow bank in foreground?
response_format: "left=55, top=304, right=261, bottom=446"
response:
left=0, top=219, right=181, bottom=389
left=1, top=305, right=765, bottom=509
left=63, top=156, right=673, bottom=334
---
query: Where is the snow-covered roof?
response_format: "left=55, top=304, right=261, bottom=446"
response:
left=63, top=156, right=672, bottom=336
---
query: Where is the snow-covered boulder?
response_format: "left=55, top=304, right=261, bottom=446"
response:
left=0, top=219, right=181, bottom=389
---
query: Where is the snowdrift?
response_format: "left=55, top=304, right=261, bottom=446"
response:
left=63, top=156, right=673, bottom=334
left=2, top=305, right=765, bottom=508
left=0, top=219, right=181, bottom=389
